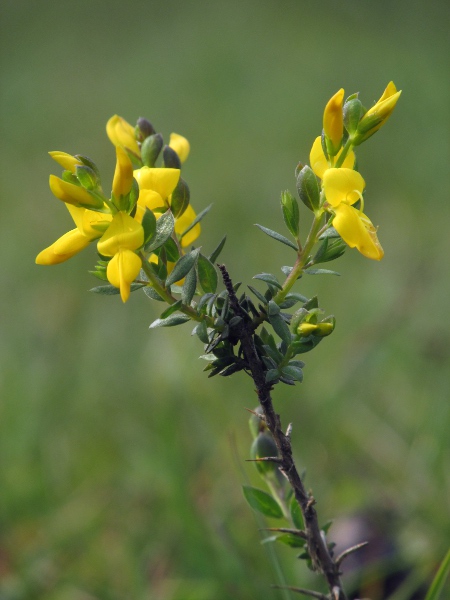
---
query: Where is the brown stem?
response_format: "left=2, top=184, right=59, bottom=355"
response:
left=218, top=264, right=348, bottom=600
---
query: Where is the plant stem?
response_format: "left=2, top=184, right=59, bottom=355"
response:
left=219, top=264, right=348, bottom=600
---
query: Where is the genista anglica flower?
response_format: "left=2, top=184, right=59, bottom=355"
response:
left=309, top=136, right=355, bottom=179
left=169, top=133, right=190, bottom=163
left=322, top=168, right=383, bottom=260
left=112, top=146, right=134, bottom=200
left=353, top=81, right=402, bottom=144
left=106, top=115, right=140, bottom=155
left=323, top=88, right=344, bottom=156
left=49, top=174, right=104, bottom=209
left=97, top=212, right=144, bottom=302
left=49, top=151, right=83, bottom=173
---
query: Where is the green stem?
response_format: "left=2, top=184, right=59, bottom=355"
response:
left=334, top=138, right=353, bottom=168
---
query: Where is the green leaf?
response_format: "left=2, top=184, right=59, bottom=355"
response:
left=208, top=235, right=227, bottom=263
left=281, top=365, right=303, bottom=382
left=141, top=208, right=157, bottom=245
left=182, top=265, right=197, bottom=305
left=267, top=300, right=280, bottom=316
left=247, top=285, right=268, bottom=305
left=197, top=254, right=218, bottom=294
left=253, top=273, right=282, bottom=290
left=192, top=320, right=209, bottom=343
left=157, top=237, right=180, bottom=263
left=265, top=369, right=280, bottom=383
left=425, top=549, right=450, bottom=600
left=289, top=496, right=304, bottom=530
left=276, top=534, right=305, bottom=548
left=281, top=190, right=300, bottom=238
left=304, top=268, right=340, bottom=276
left=318, top=226, right=340, bottom=240
left=268, top=313, right=292, bottom=346
left=145, top=210, right=175, bottom=252
left=143, top=286, right=164, bottom=301
left=166, top=248, right=200, bottom=287
left=149, top=313, right=191, bottom=328
left=242, top=486, right=283, bottom=519
left=179, top=204, right=212, bottom=240
left=171, top=177, right=190, bottom=218
left=90, top=283, right=144, bottom=295
left=159, top=299, right=183, bottom=319
left=254, top=224, right=298, bottom=251
left=296, top=165, right=320, bottom=212
left=313, top=237, right=346, bottom=264
left=163, top=145, right=182, bottom=169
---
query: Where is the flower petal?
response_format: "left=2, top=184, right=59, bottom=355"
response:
left=133, top=167, right=180, bottom=200
left=66, top=204, right=112, bottom=239
left=49, top=151, right=83, bottom=173
left=333, top=204, right=384, bottom=260
left=175, top=204, right=201, bottom=247
left=112, top=146, right=134, bottom=198
left=97, top=212, right=144, bottom=256
left=35, top=229, right=91, bottom=265
left=49, top=175, right=102, bottom=209
left=106, top=249, right=142, bottom=302
left=137, top=189, right=165, bottom=212
left=322, top=168, right=365, bottom=207
left=106, top=115, right=140, bottom=154
left=169, top=133, right=190, bottom=163
left=323, top=89, right=344, bottom=150
left=309, top=137, right=355, bottom=179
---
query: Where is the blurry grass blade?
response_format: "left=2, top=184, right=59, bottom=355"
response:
left=425, top=549, right=450, bottom=600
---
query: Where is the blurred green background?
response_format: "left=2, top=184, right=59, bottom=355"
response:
left=1, top=0, right=449, bottom=598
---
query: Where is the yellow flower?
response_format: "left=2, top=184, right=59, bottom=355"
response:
left=323, top=88, right=344, bottom=154
left=49, top=151, right=82, bottom=173
left=322, top=168, right=383, bottom=260
left=112, top=146, right=134, bottom=199
left=174, top=204, right=201, bottom=247
left=355, top=81, right=401, bottom=143
left=49, top=175, right=103, bottom=209
left=36, top=205, right=112, bottom=265
left=97, top=212, right=144, bottom=302
left=134, top=167, right=180, bottom=202
left=309, top=136, right=355, bottom=179
left=106, top=115, right=140, bottom=155
left=169, top=133, right=190, bottom=163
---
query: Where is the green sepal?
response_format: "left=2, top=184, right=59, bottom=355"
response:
left=145, top=210, right=175, bottom=252
left=149, top=313, right=191, bottom=328
left=268, top=313, right=292, bottom=346
left=163, top=145, right=182, bottom=169
left=75, top=155, right=101, bottom=180
left=171, top=177, right=190, bottom=219
left=192, top=320, right=209, bottom=344
left=197, top=254, right=218, bottom=294
left=165, top=247, right=200, bottom=287
left=253, top=273, right=282, bottom=290
left=297, top=165, right=320, bottom=212
left=179, top=204, right=212, bottom=241
left=159, top=299, right=183, bottom=319
left=289, top=496, right=304, bottom=530
left=208, top=235, right=226, bottom=264
left=255, top=224, right=298, bottom=251
left=62, top=170, right=80, bottom=185
left=242, top=486, right=283, bottom=519
left=343, top=97, right=363, bottom=135
left=141, top=208, right=157, bottom=246
left=182, top=265, right=197, bottom=305
left=76, top=165, right=99, bottom=191
left=141, top=133, right=163, bottom=167
left=281, top=190, right=300, bottom=238
left=90, top=283, right=144, bottom=295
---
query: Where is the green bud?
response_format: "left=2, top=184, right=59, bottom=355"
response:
left=163, top=145, right=182, bottom=169
left=75, top=155, right=101, bottom=180
left=135, top=117, right=156, bottom=142
left=171, top=177, right=190, bottom=218
left=281, top=190, right=300, bottom=238
left=343, top=98, right=364, bottom=135
left=296, top=166, right=320, bottom=212
left=250, top=432, right=279, bottom=475
left=76, top=165, right=99, bottom=191
left=141, top=133, right=163, bottom=167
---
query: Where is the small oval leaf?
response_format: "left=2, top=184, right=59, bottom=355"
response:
left=242, top=486, right=283, bottom=519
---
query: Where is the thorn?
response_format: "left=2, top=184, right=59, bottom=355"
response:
left=244, top=407, right=266, bottom=421
left=286, top=422, right=293, bottom=438
left=271, top=585, right=328, bottom=600
left=246, top=457, right=282, bottom=464
left=335, top=541, right=369, bottom=567
left=306, top=495, right=316, bottom=511
left=260, top=527, right=307, bottom=539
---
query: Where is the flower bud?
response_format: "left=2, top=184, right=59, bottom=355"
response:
left=296, top=165, right=321, bottom=212
left=106, top=115, right=140, bottom=154
left=281, top=190, right=300, bottom=238
left=141, top=133, right=164, bottom=168
left=353, top=82, right=401, bottom=145
left=250, top=432, right=279, bottom=476
left=297, top=322, right=318, bottom=337
left=323, top=88, right=344, bottom=156
left=343, top=97, right=364, bottom=135
left=135, top=117, right=156, bottom=142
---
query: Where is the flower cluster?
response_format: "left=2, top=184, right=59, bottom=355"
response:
left=298, top=81, right=401, bottom=260
left=36, top=116, right=201, bottom=302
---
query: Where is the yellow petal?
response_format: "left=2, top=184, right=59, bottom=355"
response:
left=106, top=249, right=142, bottom=302
left=106, top=115, right=140, bottom=154
left=35, top=229, right=90, bottom=265
left=322, top=168, right=365, bottom=207
left=333, top=204, right=384, bottom=260
left=323, top=89, right=344, bottom=149
left=169, top=133, right=190, bottom=163
left=97, top=212, right=144, bottom=256
left=112, top=146, right=134, bottom=199
left=137, top=188, right=165, bottom=212
left=66, top=205, right=112, bottom=239
left=49, top=151, right=83, bottom=173
left=309, top=137, right=355, bottom=179
left=377, top=81, right=397, bottom=104
left=133, top=167, right=180, bottom=200
left=49, top=175, right=102, bottom=209
left=175, top=204, right=201, bottom=247
left=364, top=89, right=402, bottom=121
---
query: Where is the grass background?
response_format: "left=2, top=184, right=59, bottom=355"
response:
left=1, top=0, right=449, bottom=598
